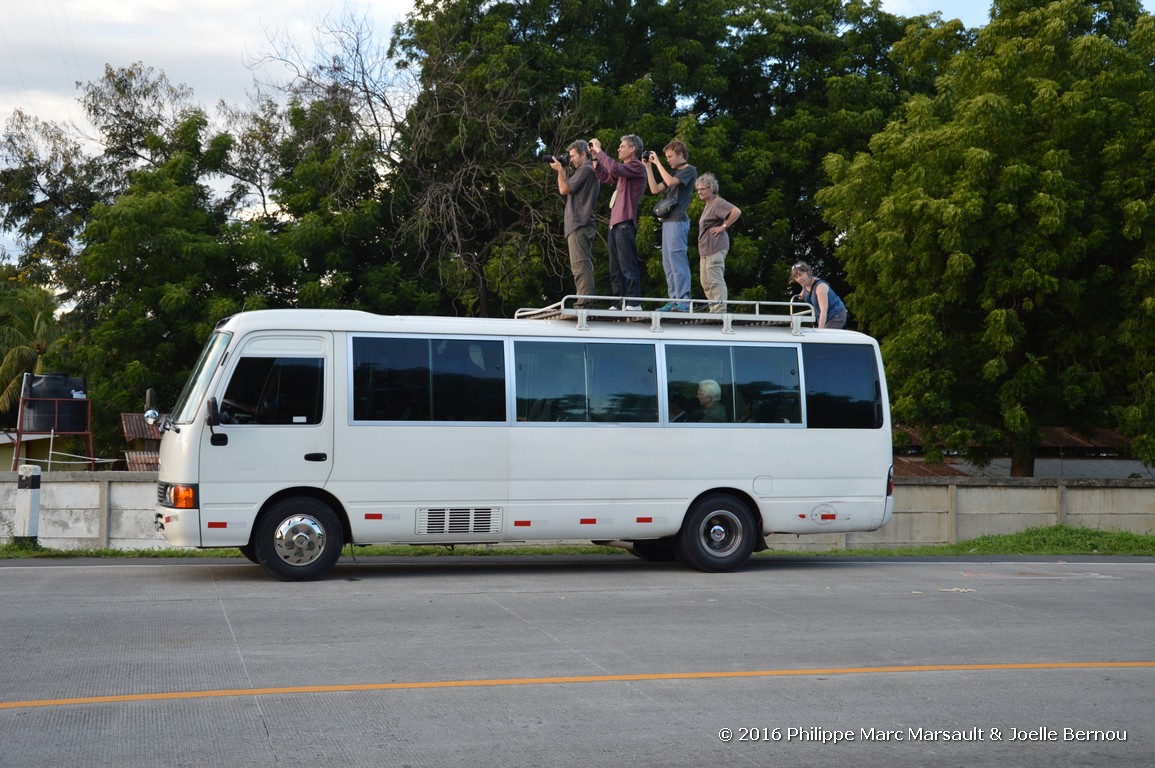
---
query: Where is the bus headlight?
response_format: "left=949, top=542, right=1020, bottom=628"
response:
left=158, top=482, right=198, bottom=509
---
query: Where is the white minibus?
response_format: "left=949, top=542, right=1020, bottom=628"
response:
left=147, top=298, right=894, bottom=580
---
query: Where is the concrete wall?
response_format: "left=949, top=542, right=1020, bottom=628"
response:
left=3, top=472, right=1155, bottom=552
left=769, top=476, right=1155, bottom=551
left=0, top=471, right=161, bottom=550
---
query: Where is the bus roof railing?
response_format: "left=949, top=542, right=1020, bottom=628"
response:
left=514, top=295, right=816, bottom=335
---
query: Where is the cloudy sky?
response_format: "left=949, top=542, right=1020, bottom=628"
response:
left=0, top=0, right=415, bottom=130
left=8, top=1, right=1136, bottom=134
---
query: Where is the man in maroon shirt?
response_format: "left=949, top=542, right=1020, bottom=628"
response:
left=590, top=134, right=646, bottom=310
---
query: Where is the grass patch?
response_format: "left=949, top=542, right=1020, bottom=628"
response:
left=0, top=543, right=248, bottom=560
left=2, top=525, right=1153, bottom=560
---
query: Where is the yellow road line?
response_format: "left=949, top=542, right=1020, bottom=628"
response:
left=3, top=661, right=1152, bottom=711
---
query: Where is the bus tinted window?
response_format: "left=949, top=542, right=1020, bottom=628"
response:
left=352, top=337, right=505, bottom=422
left=516, top=341, right=658, bottom=423
left=666, top=345, right=801, bottom=424
left=802, top=344, right=883, bottom=429
left=221, top=357, right=324, bottom=425
left=432, top=339, right=505, bottom=421
left=666, top=344, right=733, bottom=423
left=733, top=346, right=801, bottom=424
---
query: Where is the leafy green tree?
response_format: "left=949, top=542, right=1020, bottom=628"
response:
left=819, top=0, right=1155, bottom=474
left=384, top=0, right=926, bottom=313
left=387, top=0, right=593, bottom=316
left=0, top=111, right=108, bottom=290
left=0, top=64, right=206, bottom=291
left=0, top=282, right=63, bottom=419
left=60, top=107, right=252, bottom=456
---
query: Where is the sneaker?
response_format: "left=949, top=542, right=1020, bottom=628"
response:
left=671, top=302, right=690, bottom=312
left=658, top=302, right=676, bottom=312
left=606, top=302, right=621, bottom=311
left=624, top=304, right=642, bottom=311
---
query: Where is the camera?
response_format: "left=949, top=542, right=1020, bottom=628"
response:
left=541, top=153, right=567, bottom=165
left=644, top=150, right=657, bottom=162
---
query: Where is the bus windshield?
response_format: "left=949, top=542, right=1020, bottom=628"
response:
left=170, top=331, right=232, bottom=424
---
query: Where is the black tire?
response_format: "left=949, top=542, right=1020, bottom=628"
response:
left=630, top=539, right=680, bottom=562
left=675, top=494, right=756, bottom=572
left=238, top=544, right=259, bottom=564
left=253, top=497, right=344, bottom=581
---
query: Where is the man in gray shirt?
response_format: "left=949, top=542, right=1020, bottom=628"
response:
left=645, top=139, right=697, bottom=312
left=551, top=140, right=600, bottom=307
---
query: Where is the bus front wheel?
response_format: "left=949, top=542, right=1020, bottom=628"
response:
left=676, top=495, right=756, bottom=572
left=254, top=497, right=344, bottom=581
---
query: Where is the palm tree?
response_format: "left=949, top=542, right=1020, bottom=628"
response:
left=0, top=285, right=63, bottom=414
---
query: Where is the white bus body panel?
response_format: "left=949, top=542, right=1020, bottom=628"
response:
left=198, top=333, right=334, bottom=546
left=154, top=310, right=893, bottom=550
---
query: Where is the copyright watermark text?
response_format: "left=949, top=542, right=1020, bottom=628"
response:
left=717, top=726, right=1128, bottom=743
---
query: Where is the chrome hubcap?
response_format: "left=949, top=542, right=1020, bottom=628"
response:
left=700, top=510, right=742, bottom=558
left=273, top=515, right=327, bottom=566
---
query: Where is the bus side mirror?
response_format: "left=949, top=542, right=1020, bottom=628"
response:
left=206, top=397, right=229, bottom=445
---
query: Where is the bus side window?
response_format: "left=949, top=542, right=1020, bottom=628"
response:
left=732, top=346, right=801, bottom=424
left=515, top=341, right=657, bottom=423
left=221, top=357, right=324, bottom=425
left=515, top=341, right=589, bottom=422
left=588, top=345, right=658, bottom=423
left=665, top=345, right=735, bottom=423
left=352, top=337, right=430, bottom=421
left=432, top=339, right=506, bottom=422
left=801, top=344, right=883, bottom=429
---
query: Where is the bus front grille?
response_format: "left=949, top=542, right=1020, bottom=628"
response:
left=417, top=507, right=502, bottom=535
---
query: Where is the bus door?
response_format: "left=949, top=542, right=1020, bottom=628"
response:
left=199, top=332, right=334, bottom=545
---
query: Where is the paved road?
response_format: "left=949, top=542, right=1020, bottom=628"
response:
left=1, top=554, right=1152, bottom=767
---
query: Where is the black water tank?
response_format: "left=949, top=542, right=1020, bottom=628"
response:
left=21, top=373, right=88, bottom=432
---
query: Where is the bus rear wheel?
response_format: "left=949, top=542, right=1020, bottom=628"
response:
left=254, top=497, right=344, bottom=581
left=675, top=494, right=756, bottom=572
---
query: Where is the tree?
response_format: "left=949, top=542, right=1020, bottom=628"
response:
left=819, top=0, right=1155, bottom=474
left=0, top=282, right=63, bottom=419
left=382, top=0, right=926, bottom=313
left=387, top=0, right=590, bottom=316
left=60, top=106, right=253, bottom=456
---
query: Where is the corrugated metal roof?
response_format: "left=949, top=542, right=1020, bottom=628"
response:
left=120, top=413, right=161, bottom=442
left=124, top=450, right=159, bottom=472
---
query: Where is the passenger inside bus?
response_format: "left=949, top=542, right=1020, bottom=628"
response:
left=696, top=379, right=727, bottom=423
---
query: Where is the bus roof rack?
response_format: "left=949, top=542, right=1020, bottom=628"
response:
left=514, top=295, right=816, bottom=335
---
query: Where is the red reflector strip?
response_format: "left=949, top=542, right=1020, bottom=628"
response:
left=636, top=517, right=653, bottom=524
left=207, top=522, right=227, bottom=529
left=514, top=520, right=531, bottom=527
left=580, top=518, right=596, bottom=525
left=365, top=513, right=383, bottom=520
left=821, top=513, right=836, bottom=521
left=164, top=516, right=174, bottom=524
